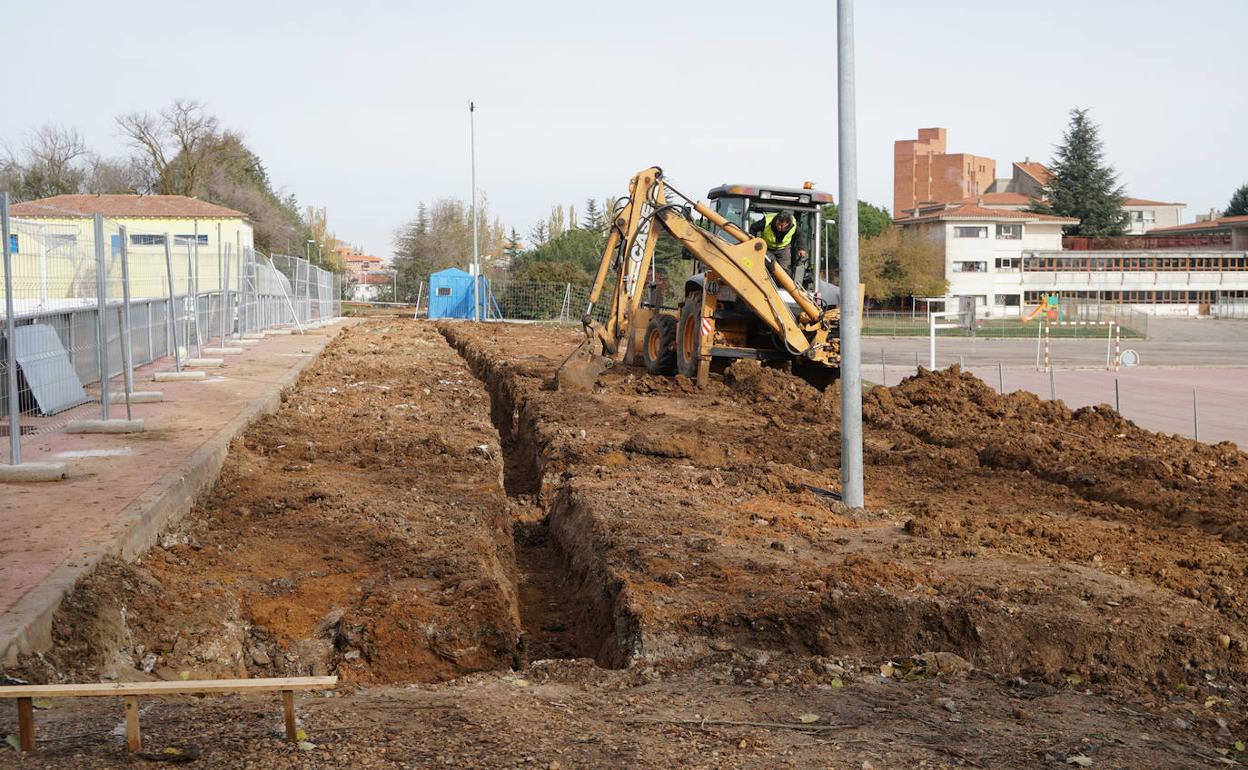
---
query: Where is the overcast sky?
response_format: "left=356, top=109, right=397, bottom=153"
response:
left=4, top=0, right=1244, bottom=258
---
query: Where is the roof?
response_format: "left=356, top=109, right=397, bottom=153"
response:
left=1122, top=197, right=1185, bottom=207
left=953, top=192, right=1032, bottom=207
left=1149, top=214, right=1248, bottom=234
left=1014, top=162, right=1054, bottom=186
left=707, top=184, right=834, bottom=205
left=896, top=203, right=1078, bottom=225
left=344, top=254, right=383, bottom=263
left=11, top=194, right=248, bottom=219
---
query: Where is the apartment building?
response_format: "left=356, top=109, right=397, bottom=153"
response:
left=893, top=128, right=995, bottom=218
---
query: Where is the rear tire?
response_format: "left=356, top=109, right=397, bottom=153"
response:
left=642, top=315, right=677, bottom=375
left=677, top=291, right=704, bottom=379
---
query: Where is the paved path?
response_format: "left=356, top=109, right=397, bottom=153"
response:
left=0, top=324, right=345, bottom=659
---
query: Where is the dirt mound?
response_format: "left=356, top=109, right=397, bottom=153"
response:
left=867, top=366, right=1248, bottom=542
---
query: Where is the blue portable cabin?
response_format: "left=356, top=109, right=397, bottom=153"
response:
left=427, top=267, right=497, bottom=319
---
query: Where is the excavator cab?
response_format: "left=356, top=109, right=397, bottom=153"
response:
left=705, top=183, right=839, bottom=303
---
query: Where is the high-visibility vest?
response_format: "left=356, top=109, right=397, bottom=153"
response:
left=762, top=213, right=796, bottom=251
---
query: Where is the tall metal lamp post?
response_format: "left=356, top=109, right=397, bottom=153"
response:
left=469, top=101, right=480, bottom=322
left=838, top=0, right=864, bottom=509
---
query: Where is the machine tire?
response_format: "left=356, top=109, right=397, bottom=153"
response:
left=676, top=291, right=704, bottom=379
left=642, top=315, right=677, bottom=375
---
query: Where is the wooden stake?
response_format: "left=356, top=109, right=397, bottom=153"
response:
left=282, top=690, right=296, bottom=741
left=16, top=697, right=34, bottom=752
left=124, top=695, right=141, bottom=752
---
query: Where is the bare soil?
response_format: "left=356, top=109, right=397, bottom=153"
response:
left=4, top=318, right=1248, bottom=768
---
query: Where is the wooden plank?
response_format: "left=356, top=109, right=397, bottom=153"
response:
left=124, top=695, right=141, bottom=752
left=0, top=676, right=336, bottom=699
left=16, top=697, right=34, bottom=752
left=282, top=690, right=296, bottom=741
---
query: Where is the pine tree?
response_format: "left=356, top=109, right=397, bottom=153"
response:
left=528, top=220, right=549, bottom=248
left=1226, top=183, right=1248, bottom=217
left=1030, top=108, right=1128, bottom=236
left=504, top=227, right=523, bottom=260
left=582, top=198, right=604, bottom=232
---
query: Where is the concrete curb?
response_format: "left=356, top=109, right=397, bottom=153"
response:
left=0, top=326, right=343, bottom=666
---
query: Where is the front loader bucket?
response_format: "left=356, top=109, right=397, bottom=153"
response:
left=555, top=343, right=613, bottom=391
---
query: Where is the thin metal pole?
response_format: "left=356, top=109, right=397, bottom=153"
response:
left=928, top=312, right=936, bottom=370
left=163, top=233, right=182, bottom=373
left=217, top=223, right=224, bottom=343
left=470, top=101, right=479, bottom=322
left=958, top=354, right=964, bottom=370
left=914, top=350, right=919, bottom=373
left=193, top=220, right=201, bottom=347
left=118, top=227, right=134, bottom=420
left=1114, top=378, right=1120, bottom=413
left=837, top=0, right=863, bottom=509
left=1193, top=389, right=1199, bottom=442
left=2, top=193, right=21, bottom=464
left=880, top=349, right=886, bottom=388
left=997, top=362, right=1004, bottom=394
left=93, top=215, right=110, bottom=420
left=1049, top=365, right=1056, bottom=401
left=222, top=243, right=231, bottom=340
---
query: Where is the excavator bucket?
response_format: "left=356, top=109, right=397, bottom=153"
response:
left=555, top=342, right=613, bottom=391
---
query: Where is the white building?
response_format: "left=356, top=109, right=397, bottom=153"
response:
left=898, top=204, right=1248, bottom=317
left=897, top=203, right=1076, bottom=316
left=1122, top=198, right=1185, bottom=234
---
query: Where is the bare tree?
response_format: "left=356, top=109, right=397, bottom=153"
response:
left=117, top=99, right=221, bottom=195
left=83, top=155, right=146, bottom=194
left=0, top=123, right=90, bottom=200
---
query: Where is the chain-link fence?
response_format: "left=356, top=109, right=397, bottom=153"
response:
left=411, top=278, right=597, bottom=323
left=1, top=193, right=343, bottom=470
left=864, top=299, right=1150, bottom=340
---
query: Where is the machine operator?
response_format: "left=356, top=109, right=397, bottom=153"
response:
left=749, top=211, right=808, bottom=280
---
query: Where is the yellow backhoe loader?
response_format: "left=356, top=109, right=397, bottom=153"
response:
left=556, top=166, right=845, bottom=390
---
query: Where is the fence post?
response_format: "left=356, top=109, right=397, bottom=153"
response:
left=118, top=227, right=134, bottom=420
left=1193, top=389, right=1199, bottom=442
left=2, top=193, right=20, bottom=464
left=184, top=242, right=201, bottom=359
left=880, top=349, right=886, bottom=387
left=222, top=244, right=231, bottom=341
left=1114, top=378, right=1120, bottom=413
left=216, top=224, right=224, bottom=342
left=163, top=234, right=182, bottom=373
left=997, top=362, right=1004, bottom=394
left=1049, top=365, right=1056, bottom=402
left=93, top=214, right=110, bottom=420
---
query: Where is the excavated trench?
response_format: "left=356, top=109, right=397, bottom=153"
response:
left=441, top=326, right=637, bottom=669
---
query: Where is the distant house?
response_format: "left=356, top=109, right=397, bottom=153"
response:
left=1121, top=198, right=1185, bottom=234
left=8, top=194, right=254, bottom=310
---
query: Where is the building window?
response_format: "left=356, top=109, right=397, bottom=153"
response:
left=953, top=226, right=988, bottom=239
left=996, top=224, right=1022, bottom=240
left=174, top=234, right=210, bottom=246
left=999, top=294, right=1021, bottom=307
left=436, top=287, right=452, bottom=296
left=994, top=257, right=1020, bottom=271
left=952, top=261, right=987, bottom=273
left=129, top=234, right=166, bottom=246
